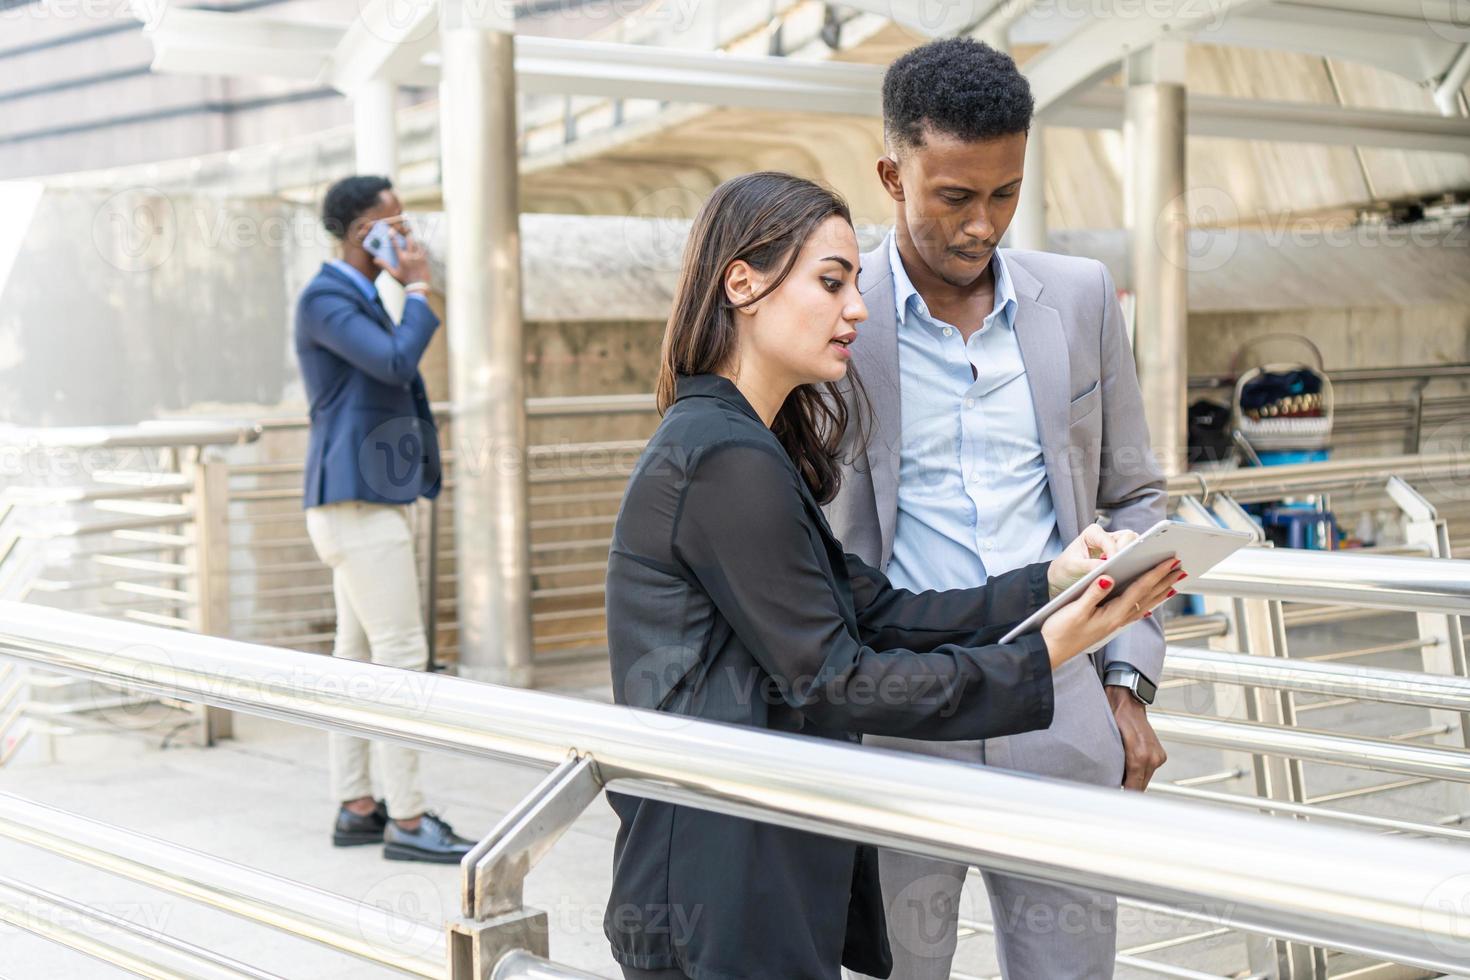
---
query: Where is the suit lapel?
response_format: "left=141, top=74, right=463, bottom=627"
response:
left=1007, top=253, right=1082, bottom=540
left=853, top=243, right=902, bottom=563
left=319, top=263, right=394, bottom=332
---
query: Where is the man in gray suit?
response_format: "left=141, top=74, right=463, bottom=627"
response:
left=829, top=39, right=1169, bottom=980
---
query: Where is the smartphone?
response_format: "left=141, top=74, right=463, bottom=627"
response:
left=363, top=219, right=406, bottom=271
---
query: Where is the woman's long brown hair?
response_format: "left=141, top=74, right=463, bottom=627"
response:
left=655, top=172, right=865, bottom=504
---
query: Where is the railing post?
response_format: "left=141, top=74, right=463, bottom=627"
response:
left=183, top=448, right=233, bottom=745
left=1178, top=495, right=1318, bottom=979
left=447, top=753, right=602, bottom=979
left=1387, top=476, right=1470, bottom=749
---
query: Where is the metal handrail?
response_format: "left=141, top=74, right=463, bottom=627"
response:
left=0, top=873, right=279, bottom=980
left=1161, top=646, right=1470, bottom=711
left=1150, top=712, right=1470, bottom=782
left=0, top=420, right=261, bottom=449
left=1190, top=547, right=1470, bottom=614
left=1165, top=451, right=1464, bottom=500
left=0, top=792, right=444, bottom=978
left=490, top=951, right=601, bottom=979
left=1, top=603, right=1469, bottom=973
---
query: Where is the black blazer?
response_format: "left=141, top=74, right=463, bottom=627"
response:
left=603, top=373, right=1057, bottom=980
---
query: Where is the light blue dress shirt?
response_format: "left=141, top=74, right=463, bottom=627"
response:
left=329, top=259, right=427, bottom=309
left=884, top=232, right=1064, bottom=595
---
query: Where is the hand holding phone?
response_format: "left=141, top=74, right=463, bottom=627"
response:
left=365, top=219, right=431, bottom=288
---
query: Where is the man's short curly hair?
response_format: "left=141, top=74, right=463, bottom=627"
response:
left=321, top=175, right=393, bottom=241
left=882, top=38, right=1034, bottom=154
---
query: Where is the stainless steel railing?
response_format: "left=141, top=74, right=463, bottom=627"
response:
left=1, top=601, right=1470, bottom=977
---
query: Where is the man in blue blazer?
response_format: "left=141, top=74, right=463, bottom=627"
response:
left=295, top=175, right=472, bottom=863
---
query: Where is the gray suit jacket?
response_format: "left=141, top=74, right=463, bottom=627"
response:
left=825, top=242, right=1168, bottom=682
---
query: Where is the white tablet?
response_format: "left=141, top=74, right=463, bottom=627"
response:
left=998, top=520, right=1253, bottom=649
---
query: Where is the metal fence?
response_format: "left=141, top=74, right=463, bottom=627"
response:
left=2, top=593, right=1470, bottom=980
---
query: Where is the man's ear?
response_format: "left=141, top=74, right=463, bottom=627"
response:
left=724, top=259, right=761, bottom=313
left=876, top=155, right=905, bottom=203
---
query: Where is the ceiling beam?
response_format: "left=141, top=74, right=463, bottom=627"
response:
left=323, top=0, right=441, bottom=92
left=1054, top=87, right=1470, bottom=156
left=145, top=8, right=341, bottom=81
left=514, top=37, right=883, bottom=115
left=1022, top=0, right=1271, bottom=113
left=138, top=11, right=1469, bottom=155
left=1197, top=1, right=1464, bottom=84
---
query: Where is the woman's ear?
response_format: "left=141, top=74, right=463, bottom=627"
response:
left=724, top=260, right=761, bottom=314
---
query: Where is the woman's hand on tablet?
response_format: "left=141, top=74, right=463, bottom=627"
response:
left=1046, top=524, right=1142, bottom=599
left=1040, top=557, right=1184, bottom=669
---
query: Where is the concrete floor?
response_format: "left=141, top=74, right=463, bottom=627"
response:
left=0, top=610, right=1465, bottom=979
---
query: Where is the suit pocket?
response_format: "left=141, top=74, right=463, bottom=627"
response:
left=1068, top=380, right=1101, bottom=424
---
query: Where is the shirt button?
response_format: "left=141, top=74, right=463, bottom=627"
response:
left=942, top=326, right=954, bottom=338
left=964, top=398, right=975, bottom=410
left=983, top=539, right=996, bottom=550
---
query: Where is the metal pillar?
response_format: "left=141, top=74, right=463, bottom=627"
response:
left=1124, top=46, right=1188, bottom=476
left=183, top=448, right=232, bottom=744
left=352, top=78, right=399, bottom=178
left=439, top=4, right=535, bottom=687
left=1012, top=126, right=1048, bottom=252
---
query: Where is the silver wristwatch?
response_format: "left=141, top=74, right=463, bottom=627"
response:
left=1103, top=665, right=1157, bottom=706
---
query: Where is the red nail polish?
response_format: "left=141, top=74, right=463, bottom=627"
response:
left=1178, top=572, right=1188, bottom=580
left=1100, top=553, right=1108, bottom=560
left=1144, top=611, right=1153, bottom=617
left=1099, top=577, right=1113, bottom=590
left=1167, top=588, right=1177, bottom=598
left=1170, top=559, right=1182, bottom=570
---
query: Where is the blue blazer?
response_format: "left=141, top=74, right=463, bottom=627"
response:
left=294, top=263, right=442, bottom=508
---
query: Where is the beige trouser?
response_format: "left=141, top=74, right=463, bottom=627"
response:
left=305, top=499, right=429, bottom=820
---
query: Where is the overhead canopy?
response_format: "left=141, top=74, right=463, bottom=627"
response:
left=88, top=0, right=1470, bottom=229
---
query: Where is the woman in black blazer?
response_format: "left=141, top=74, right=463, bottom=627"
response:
left=603, top=172, right=1183, bottom=980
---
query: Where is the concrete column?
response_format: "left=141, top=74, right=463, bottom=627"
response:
left=1012, top=127, right=1048, bottom=252
left=352, top=79, right=399, bottom=178
left=1124, top=46, right=1188, bottom=476
left=439, top=6, right=535, bottom=687
left=354, top=79, right=406, bottom=317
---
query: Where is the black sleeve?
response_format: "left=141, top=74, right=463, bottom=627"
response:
left=671, top=441, right=1054, bottom=741
left=843, top=553, right=1051, bottom=653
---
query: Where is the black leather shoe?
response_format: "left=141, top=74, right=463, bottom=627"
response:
left=332, top=799, right=388, bottom=847
left=383, top=813, right=474, bottom=864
